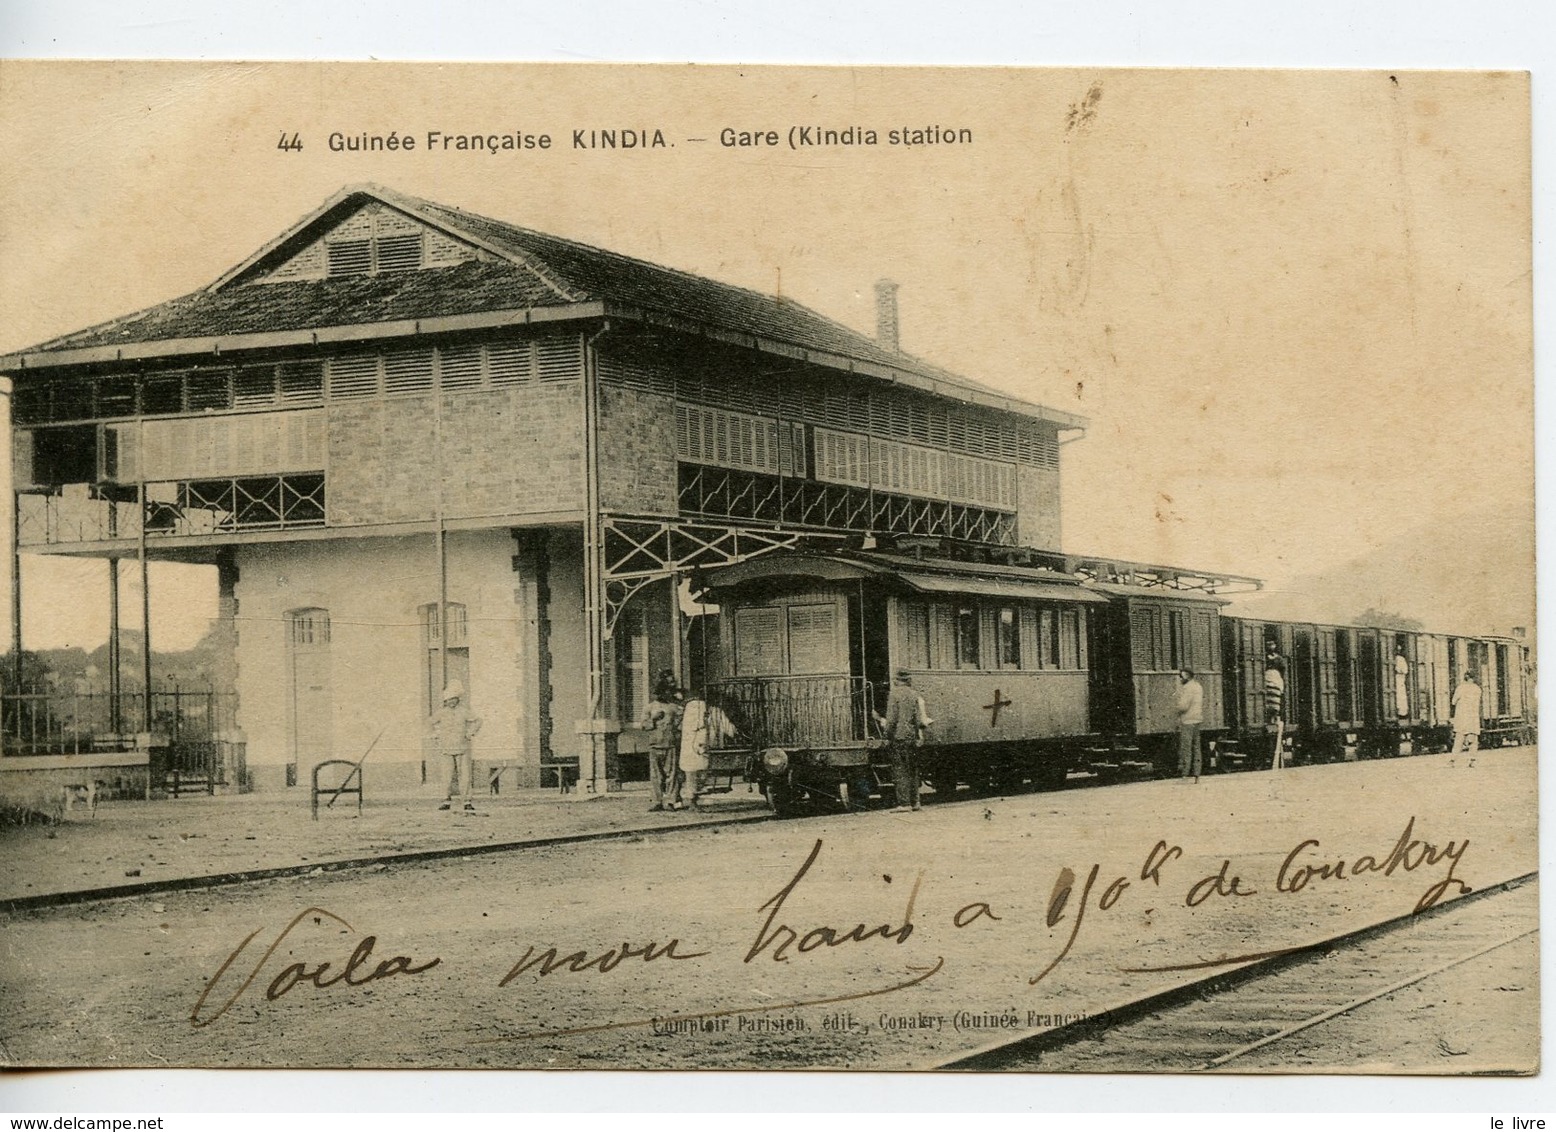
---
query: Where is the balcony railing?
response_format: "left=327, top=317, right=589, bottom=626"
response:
left=677, top=463, right=1017, bottom=545
left=17, top=474, right=326, bottom=546
left=707, top=674, right=877, bottom=749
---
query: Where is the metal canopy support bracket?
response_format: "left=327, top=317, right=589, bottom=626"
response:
left=599, top=515, right=844, bottom=638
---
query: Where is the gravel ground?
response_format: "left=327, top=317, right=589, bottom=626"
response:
left=1225, top=928, right=1540, bottom=1074
left=0, top=747, right=1537, bottom=1072
left=0, top=780, right=771, bottom=903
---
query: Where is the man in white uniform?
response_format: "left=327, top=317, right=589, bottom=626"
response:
left=1451, top=670, right=1482, bottom=753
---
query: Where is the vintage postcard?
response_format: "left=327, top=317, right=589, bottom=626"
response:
left=0, top=62, right=1536, bottom=1074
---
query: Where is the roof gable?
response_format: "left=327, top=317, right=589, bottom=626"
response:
left=243, top=199, right=486, bottom=284
left=4, top=184, right=1087, bottom=430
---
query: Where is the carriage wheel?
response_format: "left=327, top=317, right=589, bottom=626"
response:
left=766, top=781, right=804, bottom=818
left=1035, top=759, right=1069, bottom=793
left=928, top=774, right=959, bottom=800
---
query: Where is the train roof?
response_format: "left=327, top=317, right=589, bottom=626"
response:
left=1085, top=582, right=1232, bottom=606
left=698, top=550, right=1110, bottom=605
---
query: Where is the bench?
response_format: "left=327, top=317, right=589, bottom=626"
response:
left=540, top=757, right=581, bottom=793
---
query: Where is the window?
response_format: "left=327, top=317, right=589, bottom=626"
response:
left=997, top=606, right=1020, bottom=669
left=29, top=425, right=99, bottom=485
left=616, top=606, right=650, bottom=723
left=185, top=370, right=233, bottom=412
left=900, top=602, right=930, bottom=670
left=94, top=375, right=138, bottom=417
left=735, top=607, right=784, bottom=676
left=677, top=404, right=783, bottom=476
left=327, top=239, right=372, bottom=277
left=1039, top=608, right=1061, bottom=669
left=279, top=362, right=325, bottom=403
left=422, top=602, right=467, bottom=648
left=375, top=234, right=424, bottom=272
left=787, top=604, right=839, bottom=674
left=420, top=603, right=470, bottom=720
left=1060, top=609, right=1082, bottom=670
left=289, top=608, right=331, bottom=647
left=955, top=605, right=980, bottom=669
left=141, top=373, right=184, bottom=415
left=1168, top=609, right=1187, bottom=670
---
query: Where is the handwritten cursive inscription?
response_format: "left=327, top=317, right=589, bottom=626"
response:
left=190, top=906, right=441, bottom=1027
left=1277, top=815, right=1471, bottom=912
left=498, top=937, right=709, bottom=985
left=745, top=839, right=923, bottom=963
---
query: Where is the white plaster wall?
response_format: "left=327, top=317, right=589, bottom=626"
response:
left=233, top=529, right=545, bottom=790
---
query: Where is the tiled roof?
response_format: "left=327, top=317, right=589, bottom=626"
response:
left=31, top=259, right=560, bottom=351
left=11, top=185, right=1084, bottom=426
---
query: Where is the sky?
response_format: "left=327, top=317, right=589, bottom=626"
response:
left=0, top=62, right=1534, bottom=651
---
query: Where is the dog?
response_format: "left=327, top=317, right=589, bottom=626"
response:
left=59, top=780, right=102, bottom=820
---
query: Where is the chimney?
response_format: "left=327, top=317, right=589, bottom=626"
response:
left=874, top=279, right=900, bottom=352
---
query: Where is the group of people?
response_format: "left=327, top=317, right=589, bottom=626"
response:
left=640, top=671, right=738, bottom=812
left=1173, top=639, right=1487, bottom=780
left=426, top=669, right=738, bottom=814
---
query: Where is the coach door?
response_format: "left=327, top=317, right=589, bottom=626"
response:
left=1315, top=628, right=1340, bottom=725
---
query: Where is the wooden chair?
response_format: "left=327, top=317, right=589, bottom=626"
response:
left=311, top=758, right=363, bottom=819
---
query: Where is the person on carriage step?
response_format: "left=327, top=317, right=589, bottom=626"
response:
left=1263, top=641, right=1286, bottom=727
left=1394, top=644, right=1411, bottom=719
left=1176, top=668, right=1204, bottom=781
left=879, top=669, right=932, bottom=812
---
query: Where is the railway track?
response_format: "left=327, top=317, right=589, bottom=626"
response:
left=935, top=872, right=1539, bottom=1072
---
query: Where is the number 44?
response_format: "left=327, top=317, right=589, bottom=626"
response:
left=277, top=132, right=304, bottom=152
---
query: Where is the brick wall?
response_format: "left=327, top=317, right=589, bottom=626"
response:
left=596, top=383, right=677, bottom=514
left=324, top=397, right=438, bottom=524
left=443, top=385, right=584, bottom=520
left=325, top=383, right=584, bottom=526
left=1017, top=463, right=1061, bottom=550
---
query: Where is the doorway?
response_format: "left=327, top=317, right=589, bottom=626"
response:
left=287, top=607, right=333, bottom=783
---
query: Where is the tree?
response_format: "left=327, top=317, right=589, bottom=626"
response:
left=1353, top=608, right=1425, bottom=631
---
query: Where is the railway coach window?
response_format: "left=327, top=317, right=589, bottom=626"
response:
left=1060, top=609, right=1083, bottom=669
left=955, top=605, right=981, bottom=669
left=899, top=602, right=931, bottom=670
left=1038, top=609, right=1060, bottom=668
left=997, top=607, right=1021, bottom=669
left=1167, top=609, right=1189, bottom=671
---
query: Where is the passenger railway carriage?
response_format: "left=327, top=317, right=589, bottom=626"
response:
left=695, top=545, right=1534, bottom=815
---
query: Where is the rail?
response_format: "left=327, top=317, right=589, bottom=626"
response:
left=706, top=674, right=877, bottom=749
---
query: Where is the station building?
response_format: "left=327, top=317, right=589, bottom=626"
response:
left=2, top=184, right=1086, bottom=792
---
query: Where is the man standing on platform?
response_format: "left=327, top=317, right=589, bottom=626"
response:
left=431, top=680, right=481, bottom=812
left=641, top=675, right=685, bottom=811
left=878, top=668, right=931, bottom=812
left=1452, top=669, right=1482, bottom=754
left=1176, top=667, right=1204, bottom=781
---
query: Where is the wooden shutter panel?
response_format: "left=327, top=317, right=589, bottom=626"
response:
left=787, top=603, right=840, bottom=674
left=1130, top=606, right=1154, bottom=671
left=735, top=607, right=784, bottom=676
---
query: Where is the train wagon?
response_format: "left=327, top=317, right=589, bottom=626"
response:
left=697, top=549, right=1109, bottom=814
left=1219, top=617, right=1534, bottom=763
left=1087, top=584, right=1226, bottom=776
